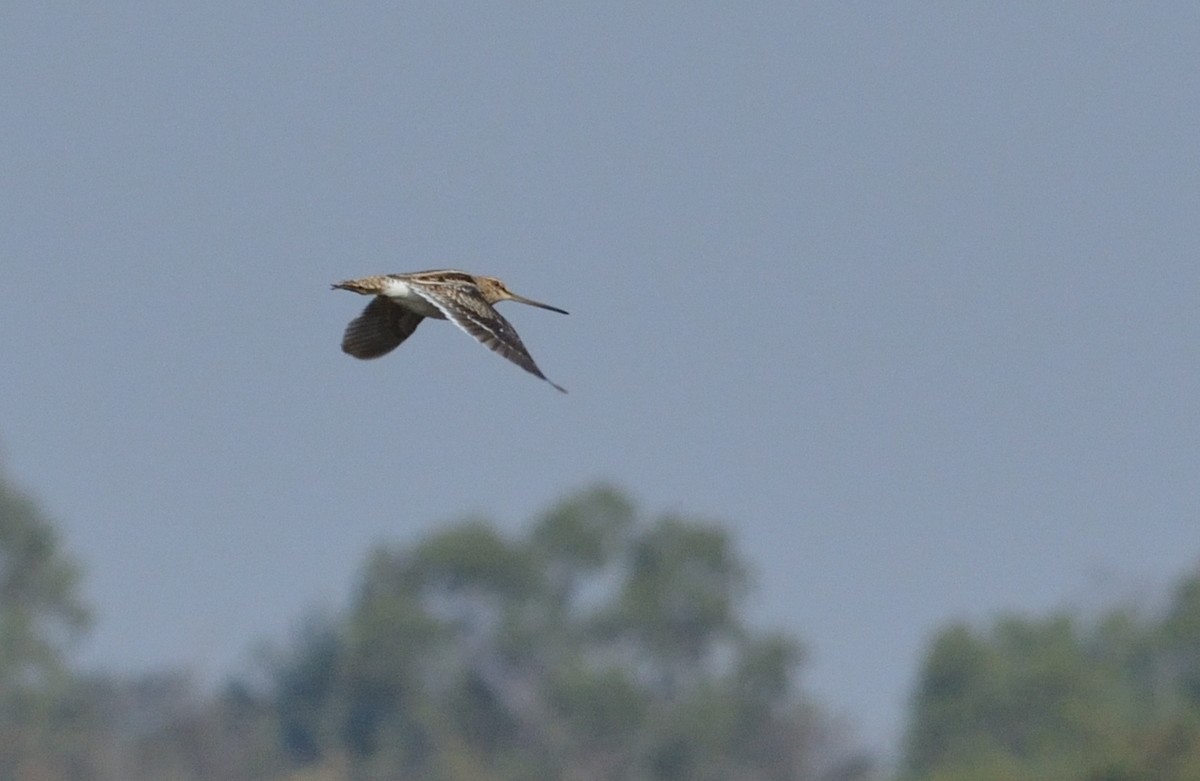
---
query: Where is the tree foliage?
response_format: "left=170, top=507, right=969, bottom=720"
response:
left=903, top=568, right=1200, bottom=781
left=270, top=485, right=865, bottom=781
left=0, top=474, right=867, bottom=780
left=0, top=459, right=90, bottom=778
left=12, top=449, right=1200, bottom=781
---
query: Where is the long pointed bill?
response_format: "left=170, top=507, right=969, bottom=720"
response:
left=509, top=292, right=569, bottom=315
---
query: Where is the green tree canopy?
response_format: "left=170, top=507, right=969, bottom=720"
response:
left=0, top=458, right=90, bottom=777
left=270, top=485, right=867, bottom=781
left=903, top=566, right=1200, bottom=781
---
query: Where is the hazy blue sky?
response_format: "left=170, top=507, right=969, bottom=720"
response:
left=3, top=2, right=1198, bottom=756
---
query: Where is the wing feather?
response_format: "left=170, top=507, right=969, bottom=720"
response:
left=341, top=296, right=424, bottom=360
left=406, top=284, right=567, bottom=393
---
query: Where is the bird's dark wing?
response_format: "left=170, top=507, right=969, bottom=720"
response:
left=341, top=296, right=424, bottom=359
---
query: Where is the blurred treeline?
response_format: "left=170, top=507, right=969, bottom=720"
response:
left=903, top=573, right=1200, bottom=780
left=0, top=465, right=867, bottom=781
left=2, top=460, right=1199, bottom=781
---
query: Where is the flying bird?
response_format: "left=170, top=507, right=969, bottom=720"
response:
left=332, top=270, right=568, bottom=393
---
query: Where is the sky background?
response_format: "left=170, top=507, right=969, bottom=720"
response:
left=2, top=2, right=1198, bottom=758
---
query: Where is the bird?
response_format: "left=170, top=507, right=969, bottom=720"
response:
left=332, top=269, right=569, bottom=393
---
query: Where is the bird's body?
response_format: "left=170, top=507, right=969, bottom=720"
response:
left=332, top=269, right=568, bottom=393
left=361, top=274, right=450, bottom=318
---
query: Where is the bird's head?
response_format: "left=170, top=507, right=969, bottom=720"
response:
left=479, top=277, right=569, bottom=315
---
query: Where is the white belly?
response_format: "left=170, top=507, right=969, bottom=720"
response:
left=381, top=278, right=446, bottom=318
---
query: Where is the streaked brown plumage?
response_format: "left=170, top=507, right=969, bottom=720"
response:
left=332, top=270, right=568, bottom=393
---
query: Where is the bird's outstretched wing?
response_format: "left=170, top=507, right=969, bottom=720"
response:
left=407, top=283, right=567, bottom=393
left=341, top=296, right=424, bottom=359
